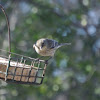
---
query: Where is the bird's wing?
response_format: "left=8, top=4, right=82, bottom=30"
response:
left=46, top=39, right=59, bottom=49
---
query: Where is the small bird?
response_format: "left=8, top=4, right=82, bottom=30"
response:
left=33, top=38, right=71, bottom=60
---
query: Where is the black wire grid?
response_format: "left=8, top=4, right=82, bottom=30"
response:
left=0, top=4, right=48, bottom=85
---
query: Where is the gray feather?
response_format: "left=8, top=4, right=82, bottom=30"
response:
left=57, top=43, right=71, bottom=48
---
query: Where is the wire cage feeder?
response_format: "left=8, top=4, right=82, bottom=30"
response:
left=0, top=4, right=48, bottom=85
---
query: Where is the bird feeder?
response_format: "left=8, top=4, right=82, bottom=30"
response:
left=0, top=4, right=48, bottom=85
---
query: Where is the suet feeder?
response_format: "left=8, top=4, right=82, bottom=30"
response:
left=0, top=4, right=48, bottom=85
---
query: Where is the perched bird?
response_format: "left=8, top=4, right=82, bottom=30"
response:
left=33, top=38, right=71, bottom=59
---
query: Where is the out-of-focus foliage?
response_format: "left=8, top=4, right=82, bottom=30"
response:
left=0, top=0, right=100, bottom=100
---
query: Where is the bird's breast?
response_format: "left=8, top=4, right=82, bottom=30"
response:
left=34, top=46, right=55, bottom=56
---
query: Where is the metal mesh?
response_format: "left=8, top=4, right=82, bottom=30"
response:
left=0, top=51, right=47, bottom=85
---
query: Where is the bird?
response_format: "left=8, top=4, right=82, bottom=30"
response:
left=33, top=38, right=71, bottom=60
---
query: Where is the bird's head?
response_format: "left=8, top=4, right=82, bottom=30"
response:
left=33, top=38, right=47, bottom=50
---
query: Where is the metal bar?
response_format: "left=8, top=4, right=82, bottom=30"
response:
left=12, top=59, right=19, bottom=80
left=33, top=61, right=41, bottom=83
left=7, top=74, right=43, bottom=78
left=19, top=59, right=26, bottom=81
left=0, top=49, right=45, bottom=62
left=0, top=4, right=11, bottom=53
left=20, top=56, right=24, bottom=63
left=5, top=65, right=44, bottom=70
left=40, top=63, right=47, bottom=84
left=6, top=79, right=42, bottom=85
left=27, top=61, right=34, bottom=82
left=42, top=63, right=47, bottom=77
left=5, top=54, right=11, bottom=81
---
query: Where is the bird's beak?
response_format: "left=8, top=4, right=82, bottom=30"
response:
left=33, top=44, right=35, bottom=48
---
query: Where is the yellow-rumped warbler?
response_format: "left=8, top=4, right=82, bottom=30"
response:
left=33, top=38, right=71, bottom=57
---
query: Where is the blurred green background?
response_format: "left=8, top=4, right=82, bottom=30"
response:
left=0, top=0, right=100, bottom=100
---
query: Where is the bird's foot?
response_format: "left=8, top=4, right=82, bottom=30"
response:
left=35, top=58, right=40, bottom=62
left=45, top=57, right=52, bottom=64
left=35, top=56, right=44, bottom=62
left=47, top=56, right=52, bottom=61
left=45, top=60, right=48, bottom=64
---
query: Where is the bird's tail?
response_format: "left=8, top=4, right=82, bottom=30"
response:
left=57, top=43, right=71, bottom=48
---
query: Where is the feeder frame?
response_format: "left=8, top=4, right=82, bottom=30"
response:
left=0, top=4, right=48, bottom=85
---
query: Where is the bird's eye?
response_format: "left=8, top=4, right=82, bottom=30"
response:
left=42, top=42, right=45, bottom=47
